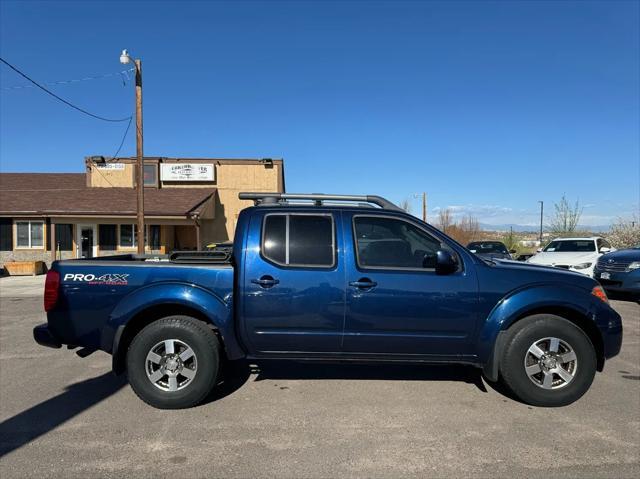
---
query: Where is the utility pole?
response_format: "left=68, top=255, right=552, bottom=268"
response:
left=422, top=192, right=427, bottom=222
left=120, top=50, right=145, bottom=255
left=134, top=59, right=144, bottom=255
left=413, top=192, right=427, bottom=222
left=538, top=200, right=544, bottom=244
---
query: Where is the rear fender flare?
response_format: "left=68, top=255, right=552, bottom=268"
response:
left=106, top=282, right=244, bottom=370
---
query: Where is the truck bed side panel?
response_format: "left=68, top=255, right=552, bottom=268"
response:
left=48, top=261, right=235, bottom=355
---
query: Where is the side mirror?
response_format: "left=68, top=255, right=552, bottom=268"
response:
left=509, top=249, right=516, bottom=254
left=536, top=248, right=543, bottom=253
left=599, top=247, right=611, bottom=253
left=435, top=249, right=458, bottom=275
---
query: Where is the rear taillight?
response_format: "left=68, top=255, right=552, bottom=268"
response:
left=44, top=270, right=60, bottom=312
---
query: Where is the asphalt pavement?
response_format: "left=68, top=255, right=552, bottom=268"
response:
left=0, top=275, right=638, bottom=478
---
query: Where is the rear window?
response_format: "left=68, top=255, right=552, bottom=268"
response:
left=262, top=214, right=335, bottom=267
left=544, top=240, right=596, bottom=252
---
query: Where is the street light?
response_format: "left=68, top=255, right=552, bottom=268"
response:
left=119, top=49, right=145, bottom=255
left=538, top=200, right=544, bottom=245
left=413, top=192, right=427, bottom=222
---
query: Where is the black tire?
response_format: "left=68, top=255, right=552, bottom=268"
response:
left=499, top=314, right=596, bottom=407
left=126, top=315, right=219, bottom=409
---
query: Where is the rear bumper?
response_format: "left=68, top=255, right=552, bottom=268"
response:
left=33, top=323, right=62, bottom=349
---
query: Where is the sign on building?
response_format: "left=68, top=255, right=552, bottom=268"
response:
left=160, top=163, right=215, bottom=182
left=96, top=163, right=125, bottom=170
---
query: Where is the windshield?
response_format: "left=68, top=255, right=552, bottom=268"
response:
left=467, top=242, right=509, bottom=254
left=544, top=240, right=595, bottom=252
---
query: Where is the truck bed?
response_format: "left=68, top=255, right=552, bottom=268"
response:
left=46, top=253, right=236, bottom=358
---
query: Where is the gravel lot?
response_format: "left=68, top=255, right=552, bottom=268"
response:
left=1, top=275, right=638, bottom=478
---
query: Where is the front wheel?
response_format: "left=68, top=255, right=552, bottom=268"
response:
left=499, top=314, right=597, bottom=407
left=126, top=316, right=220, bottom=409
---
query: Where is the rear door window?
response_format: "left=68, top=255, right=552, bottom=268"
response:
left=262, top=214, right=335, bottom=267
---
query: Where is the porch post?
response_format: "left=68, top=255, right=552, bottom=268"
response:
left=50, top=221, right=56, bottom=262
left=195, top=221, right=201, bottom=251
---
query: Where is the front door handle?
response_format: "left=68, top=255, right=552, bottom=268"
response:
left=251, top=275, right=280, bottom=288
left=349, top=278, right=377, bottom=289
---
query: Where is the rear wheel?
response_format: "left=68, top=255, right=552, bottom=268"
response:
left=126, top=315, right=219, bottom=409
left=499, top=314, right=597, bottom=407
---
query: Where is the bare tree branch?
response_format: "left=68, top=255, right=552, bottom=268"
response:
left=548, top=195, right=583, bottom=236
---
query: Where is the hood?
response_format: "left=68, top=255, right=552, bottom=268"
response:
left=528, top=251, right=598, bottom=266
left=490, top=258, right=596, bottom=284
left=600, top=248, right=640, bottom=262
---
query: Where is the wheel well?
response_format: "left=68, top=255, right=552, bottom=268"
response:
left=510, top=306, right=605, bottom=371
left=112, top=304, right=224, bottom=375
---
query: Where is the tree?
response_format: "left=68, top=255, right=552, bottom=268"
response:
left=451, top=215, right=481, bottom=245
left=548, top=195, right=583, bottom=236
left=606, top=215, right=640, bottom=249
left=435, top=211, right=480, bottom=244
left=399, top=198, right=412, bottom=214
left=502, top=228, right=520, bottom=253
left=436, top=208, right=453, bottom=233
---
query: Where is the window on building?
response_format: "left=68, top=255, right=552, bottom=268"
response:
left=15, top=221, right=44, bottom=248
left=149, top=225, right=161, bottom=250
left=144, top=164, right=158, bottom=187
left=119, top=224, right=150, bottom=248
left=55, top=224, right=73, bottom=251
left=262, top=214, right=334, bottom=267
left=0, top=218, right=12, bottom=251
left=99, top=225, right=117, bottom=251
left=120, top=224, right=135, bottom=248
left=353, top=216, right=442, bottom=269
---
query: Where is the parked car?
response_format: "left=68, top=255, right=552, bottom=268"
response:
left=34, top=193, right=622, bottom=409
left=515, top=252, right=536, bottom=262
left=527, top=237, right=615, bottom=277
left=467, top=241, right=513, bottom=260
left=593, top=245, right=640, bottom=296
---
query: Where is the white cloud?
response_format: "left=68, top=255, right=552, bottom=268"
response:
left=429, top=203, right=628, bottom=227
left=431, top=204, right=513, bottom=218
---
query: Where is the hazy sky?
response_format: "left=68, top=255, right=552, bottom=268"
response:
left=1, top=1, right=638, bottom=226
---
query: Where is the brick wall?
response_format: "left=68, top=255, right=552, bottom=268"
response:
left=0, top=250, right=75, bottom=269
left=0, top=249, right=164, bottom=270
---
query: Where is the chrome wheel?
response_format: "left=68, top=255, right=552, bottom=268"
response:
left=145, top=339, right=197, bottom=392
left=524, top=337, right=577, bottom=390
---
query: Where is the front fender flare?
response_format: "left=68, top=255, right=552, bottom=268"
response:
left=478, top=283, right=597, bottom=380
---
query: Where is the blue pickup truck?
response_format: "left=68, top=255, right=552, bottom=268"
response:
left=34, top=193, right=622, bottom=409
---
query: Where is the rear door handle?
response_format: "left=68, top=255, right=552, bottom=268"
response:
left=349, top=278, right=377, bottom=289
left=251, top=275, right=280, bottom=288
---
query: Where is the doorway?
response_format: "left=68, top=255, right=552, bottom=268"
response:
left=77, top=224, right=97, bottom=258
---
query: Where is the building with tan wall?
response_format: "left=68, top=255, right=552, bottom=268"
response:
left=0, top=157, right=284, bottom=266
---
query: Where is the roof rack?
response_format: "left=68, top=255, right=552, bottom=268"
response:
left=239, top=192, right=403, bottom=211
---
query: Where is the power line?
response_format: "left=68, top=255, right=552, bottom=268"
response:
left=0, top=57, right=131, bottom=122
left=1, top=67, right=135, bottom=91
left=111, top=115, right=133, bottom=159
left=91, top=114, right=134, bottom=188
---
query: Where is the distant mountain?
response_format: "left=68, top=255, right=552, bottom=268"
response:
left=479, top=223, right=611, bottom=233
